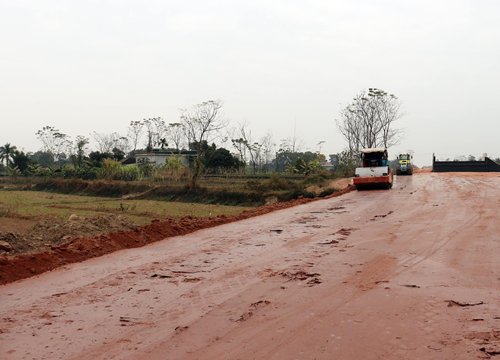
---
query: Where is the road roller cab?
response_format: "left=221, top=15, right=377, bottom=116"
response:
left=353, top=148, right=393, bottom=190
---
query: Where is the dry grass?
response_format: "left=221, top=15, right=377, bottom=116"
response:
left=0, top=190, right=251, bottom=225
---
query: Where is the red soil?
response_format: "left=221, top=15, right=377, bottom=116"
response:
left=0, top=187, right=353, bottom=285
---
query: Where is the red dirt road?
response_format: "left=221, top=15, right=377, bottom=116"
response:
left=1, top=173, right=499, bottom=359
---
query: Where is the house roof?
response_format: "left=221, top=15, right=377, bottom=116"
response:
left=360, top=148, right=387, bottom=153
left=135, top=150, right=197, bottom=156
left=121, top=157, right=136, bottom=165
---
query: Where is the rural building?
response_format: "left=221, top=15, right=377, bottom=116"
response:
left=135, top=150, right=197, bottom=167
left=320, top=161, right=336, bottom=171
left=321, top=154, right=339, bottom=171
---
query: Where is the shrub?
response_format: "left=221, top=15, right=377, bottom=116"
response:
left=245, top=179, right=266, bottom=192
left=302, top=173, right=330, bottom=186
left=102, top=159, right=122, bottom=179
left=33, top=166, right=53, bottom=177
left=265, top=173, right=299, bottom=191
left=138, top=163, right=154, bottom=178
left=120, top=165, right=141, bottom=181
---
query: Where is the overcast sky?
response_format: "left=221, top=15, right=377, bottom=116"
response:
left=1, top=0, right=499, bottom=166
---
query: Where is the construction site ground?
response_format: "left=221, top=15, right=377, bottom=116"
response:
left=0, top=172, right=499, bottom=359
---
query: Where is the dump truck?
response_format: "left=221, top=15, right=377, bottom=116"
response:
left=353, top=148, right=393, bottom=190
left=396, top=153, right=413, bottom=175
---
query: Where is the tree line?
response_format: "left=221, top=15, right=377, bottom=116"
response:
left=1, top=89, right=407, bottom=183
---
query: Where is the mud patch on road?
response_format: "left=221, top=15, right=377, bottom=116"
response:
left=466, top=330, right=500, bottom=357
left=280, top=270, right=321, bottom=281
left=334, top=227, right=357, bottom=237
left=277, top=268, right=323, bottom=287
left=318, top=239, right=339, bottom=245
left=235, top=300, right=271, bottom=322
left=370, top=211, right=394, bottom=221
left=344, top=254, right=397, bottom=291
left=446, top=300, right=484, bottom=307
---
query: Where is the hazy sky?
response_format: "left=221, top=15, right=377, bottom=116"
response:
left=1, top=0, right=499, bottom=166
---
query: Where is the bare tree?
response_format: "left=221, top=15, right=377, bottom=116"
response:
left=143, top=118, right=154, bottom=152
left=143, top=117, right=166, bottom=152
left=231, top=137, right=247, bottom=164
left=151, top=117, right=167, bottom=148
left=232, top=123, right=262, bottom=174
left=260, top=132, right=275, bottom=171
left=115, top=136, right=130, bottom=154
left=92, top=132, right=120, bottom=153
left=336, top=88, right=402, bottom=155
left=35, top=126, right=71, bottom=161
left=127, top=120, right=143, bottom=152
left=167, top=122, right=185, bottom=151
left=279, top=122, right=303, bottom=153
left=181, top=100, right=226, bottom=187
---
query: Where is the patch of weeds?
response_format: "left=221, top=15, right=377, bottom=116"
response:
left=319, top=188, right=336, bottom=197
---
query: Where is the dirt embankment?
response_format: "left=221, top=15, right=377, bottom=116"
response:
left=0, top=186, right=353, bottom=285
left=0, top=214, right=137, bottom=254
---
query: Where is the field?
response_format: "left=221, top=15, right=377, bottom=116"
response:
left=0, top=190, right=250, bottom=225
left=0, top=173, right=341, bottom=205
left=0, top=175, right=349, bottom=255
left=0, top=189, right=251, bottom=254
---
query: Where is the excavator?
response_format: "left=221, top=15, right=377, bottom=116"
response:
left=353, top=148, right=393, bottom=190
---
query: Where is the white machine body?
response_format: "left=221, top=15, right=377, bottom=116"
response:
left=354, top=166, right=389, bottom=178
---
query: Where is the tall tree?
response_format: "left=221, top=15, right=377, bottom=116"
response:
left=0, top=143, right=17, bottom=167
left=231, top=138, right=247, bottom=164
left=181, top=100, right=226, bottom=187
left=30, top=151, right=54, bottom=167
left=336, top=88, right=402, bottom=155
left=92, top=132, right=120, bottom=153
left=73, top=136, right=89, bottom=169
left=233, top=123, right=262, bottom=174
left=204, top=144, right=242, bottom=173
left=35, top=126, right=71, bottom=161
left=151, top=117, right=167, bottom=148
left=127, top=120, right=144, bottom=152
left=167, top=122, right=185, bottom=151
left=12, top=150, right=31, bottom=173
left=115, top=136, right=130, bottom=154
left=279, top=123, right=302, bottom=153
left=260, top=132, right=275, bottom=171
left=143, top=117, right=166, bottom=152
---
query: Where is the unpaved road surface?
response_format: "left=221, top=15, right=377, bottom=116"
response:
left=1, top=173, right=499, bottom=359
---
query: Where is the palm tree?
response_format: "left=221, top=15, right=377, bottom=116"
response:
left=159, top=138, right=168, bottom=150
left=0, top=143, right=17, bottom=168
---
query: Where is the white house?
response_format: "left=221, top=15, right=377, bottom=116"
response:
left=135, top=150, right=197, bottom=167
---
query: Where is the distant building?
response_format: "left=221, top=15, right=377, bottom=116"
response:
left=329, top=154, right=339, bottom=168
left=321, top=154, right=339, bottom=171
left=134, top=150, right=197, bottom=167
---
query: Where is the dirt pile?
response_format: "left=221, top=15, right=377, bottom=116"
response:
left=0, top=186, right=353, bottom=285
left=0, top=214, right=137, bottom=255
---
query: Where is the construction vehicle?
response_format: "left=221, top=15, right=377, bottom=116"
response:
left=396, top=153, right=413, bottom=175
left=353, top=148, right=393, bottom=190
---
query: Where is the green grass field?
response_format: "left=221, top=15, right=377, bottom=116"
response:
left=0, top=190, right=251, bottom=225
